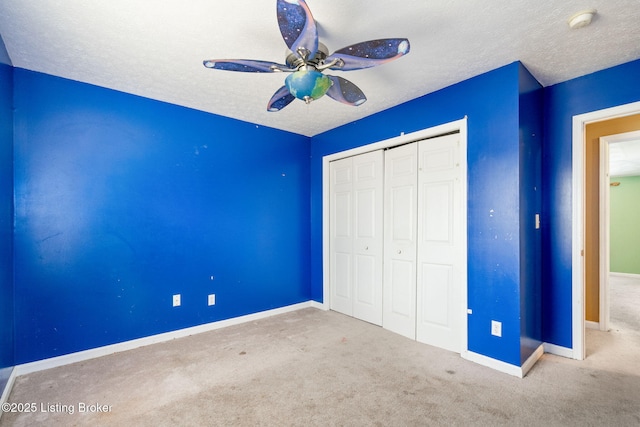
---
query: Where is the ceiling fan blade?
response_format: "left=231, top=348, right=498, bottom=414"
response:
left=326, top=76, right=367, bottom=106
left=277, top=0, right=318, bottom=60
left=203, top=59, right=289, bottom=73
left=327, top=38, right=410, bottom=71
left=267, top=85, right=296, bottom=111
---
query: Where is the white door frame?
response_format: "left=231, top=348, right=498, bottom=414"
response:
left=322, top=117, right=468, bottom=355
left=599, top=130, right=640, bottom=332
left=571, top=101, right=640, bottom=360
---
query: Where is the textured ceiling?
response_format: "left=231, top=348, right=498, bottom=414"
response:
left=1, top=0, right=639, bottom=137
left=610, top=140, right=640, bottom=177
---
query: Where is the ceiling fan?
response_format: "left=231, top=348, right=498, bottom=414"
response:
left=203, top=0, right=410, bottom=112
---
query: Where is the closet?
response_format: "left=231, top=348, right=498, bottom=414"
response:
left=329, top=132, right=464, bottom=353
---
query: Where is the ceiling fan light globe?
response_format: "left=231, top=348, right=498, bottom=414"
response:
left=285, top=70, right=332, bottom=101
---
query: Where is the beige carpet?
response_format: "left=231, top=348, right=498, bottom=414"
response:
left=2, top=276, right=639, bottom=426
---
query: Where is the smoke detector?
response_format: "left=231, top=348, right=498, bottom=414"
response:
left=568, top=9, right=597, bottom=29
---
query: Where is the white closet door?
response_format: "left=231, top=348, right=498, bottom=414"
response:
left=352, top=151, right=384, bottom=325
left=330, top=157, right=354, bottom=316
left=330, top=151, right=383, bottom=324
left=416, top=134, right=462, bottom=352
left=383, top=143, right=418, bottom=339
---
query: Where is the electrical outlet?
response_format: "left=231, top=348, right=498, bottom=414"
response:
left=208, top=294, right=216, bottom=306
left=173, top=294, right=181, bottom=307
left=491, top=320, right=502, bottom=337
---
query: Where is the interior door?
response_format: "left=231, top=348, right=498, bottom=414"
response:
left=329, top=157, right=353, bottom=316
left=329, top=151, right=384, bottom=324
left=352, top=151, right=384, bottom=325
left=416, top=134, right=462, bottom=352
left=383, top=143, right=418, bottom=339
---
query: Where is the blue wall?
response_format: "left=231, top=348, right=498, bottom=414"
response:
left=518, top=64, right=543, bottom=363
left=0, top=36, right=14, bottom=390
left=13, top=69, right=311, bottom=363
left=542, top=59, right=640, bottom=348
left=8, top=53, right=640, bottom=367
left=312, top=62, right=532, bottom=366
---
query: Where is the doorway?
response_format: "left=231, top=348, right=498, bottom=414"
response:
left=571, top=101, right=640, bottom=360
left=599, top=131, right=640, bottom=333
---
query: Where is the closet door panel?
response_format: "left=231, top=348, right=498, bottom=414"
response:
left=330, top=151, right=383, bottom=324
left=353, top=151, right=384, bottom=325
left=389, top=259, right=415, bottom=316
left=420, top=263, right=452, bottom=326
left=330, top=157, right=354, bottom=316
left=423, top=182, right=453, bottom=243
left=383, top=143, right=418, bottom=339
left=416, top=134, right=462, bottom=352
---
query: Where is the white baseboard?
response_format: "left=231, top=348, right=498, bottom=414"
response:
left=521, top=344, right=545, bottom=377
left=610, top=272, right=640, bottom=279
left=464, top=351, right=522, bottom=377
left=463, top=351, right=518, bottom=378
left=14, top=301, right=317, bottom=377
left=464, top=341, right=581, bottom=378
left=464, top=344, right=543, bottom=378
left=543, top=342, right=574, bottom=359
left=310, top=300, right=328, bottom=310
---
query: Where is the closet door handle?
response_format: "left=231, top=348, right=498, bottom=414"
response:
left=397, top=250, right=402, bottom=254
left=365, top=246, right=369, bottom=251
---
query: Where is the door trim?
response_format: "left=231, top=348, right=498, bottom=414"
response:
left=599, top=130, right=640, bottom=332
left=598, top=135, right=611, bottom=333
left=322, top=118, right=468, bottom=355
left=571, top=101, right=640, bottom=360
